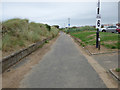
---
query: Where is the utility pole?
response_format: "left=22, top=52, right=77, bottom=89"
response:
left=68, top=18, right=70, bottom=27
left=64, top=23, right=66, bottom=28
left=96, top=0, right=101, bottom=50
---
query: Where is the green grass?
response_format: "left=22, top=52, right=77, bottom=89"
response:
left=116, top=68, right=120, bottom=72
left=70, top=31, right=119, bottom=49
left=100, top=32, right=118, bottom=42
left=67, top=26, right=96, bottom=33
left=70, top=31, right=96, bottom=46
left=100, top=32, right=118, bottom=49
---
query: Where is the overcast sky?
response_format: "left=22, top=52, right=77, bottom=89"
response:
left=1, top=0, right=119, bottom=27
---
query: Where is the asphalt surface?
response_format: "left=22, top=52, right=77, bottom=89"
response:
left=92, top=53, right=118, bottom=70
left=20, top=32, right=106, bottom=88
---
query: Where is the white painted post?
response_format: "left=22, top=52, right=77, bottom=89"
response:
left=96, top=0, right=101, bottom=50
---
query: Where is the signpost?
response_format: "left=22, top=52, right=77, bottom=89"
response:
left=67, top=18, right=70, bottom=33
left=96, top=0, right=101, bottom=50
left=68, top=18, right=70, bottom=27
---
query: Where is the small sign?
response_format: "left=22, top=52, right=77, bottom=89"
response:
left=96, top=19, right=101, bottom=29
left=68, top=24, right=70, bottom=26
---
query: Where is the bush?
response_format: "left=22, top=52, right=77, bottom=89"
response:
left=45, top=24, right=51, bottom=31
left=53, top=25, right=59, bottom=29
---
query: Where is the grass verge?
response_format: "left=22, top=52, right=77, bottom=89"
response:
left=70, top=30, right=119, bottom=49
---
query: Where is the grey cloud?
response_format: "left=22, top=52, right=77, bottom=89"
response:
left=2, top=2, right=118, bottom=27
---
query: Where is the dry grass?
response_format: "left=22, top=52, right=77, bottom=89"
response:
left=2, top=18, right=59, bottom=56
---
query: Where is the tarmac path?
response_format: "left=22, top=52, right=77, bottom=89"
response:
left=20, top=32, right=106, bottom=88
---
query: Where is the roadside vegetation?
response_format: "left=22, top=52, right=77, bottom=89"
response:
left=116, top=68, right=120, bottom=72
left=66, top=26, right=96, bottom=33
left=68, top=26, right=119, bottom=49
left=0, top=22, right=2, bottom=50
left=2, top=18, right=59, bottom=56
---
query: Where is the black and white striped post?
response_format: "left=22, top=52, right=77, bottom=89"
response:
left=96, top=0, right=101, bottom=50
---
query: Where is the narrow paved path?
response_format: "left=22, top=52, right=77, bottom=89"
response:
left=20, top=32, right=106, bottom=88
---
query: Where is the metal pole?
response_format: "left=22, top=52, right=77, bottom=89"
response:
left=67, top=18, right=70, bottom=33
left=96, top=0, right=101, bottom=50
left=68, top=18, right=70, bottom=27
left=96, top=28, right=99, bottom=48
left=64, top=23, right=66, bottom=28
